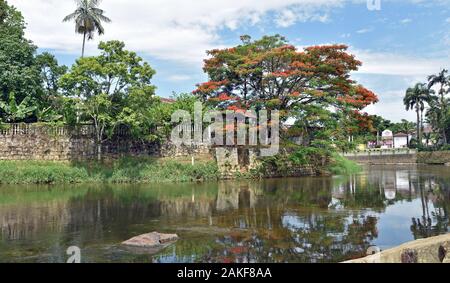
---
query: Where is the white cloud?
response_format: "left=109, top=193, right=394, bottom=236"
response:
left=274, top=4, right=333, bottom=28
left=166, top=75, right=192, bottom=82
left=365, top=98, right=416, bottom=122
left=275, top=10, right=298, bottom=28
left=356, top=27, right=373, bottom=34
left=349, top=48, right=449, bottom=122
left=400, top=18, right=412, bottom=24
left=9, top=0, right=344, bottom=65
left=352, top=49, right=448, bottom=76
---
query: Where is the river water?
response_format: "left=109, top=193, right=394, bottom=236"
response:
left=0, top=165, right=449, bottom=263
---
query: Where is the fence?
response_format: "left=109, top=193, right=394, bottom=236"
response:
left=0, top=123, right=133, bottom=138
left=341, top=149, right=418, bottom=158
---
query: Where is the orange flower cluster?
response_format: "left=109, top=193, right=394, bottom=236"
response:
left=193, top=80, right=228, bottom=94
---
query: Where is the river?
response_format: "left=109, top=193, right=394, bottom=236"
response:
left=0, top=165, right=449, bottom=263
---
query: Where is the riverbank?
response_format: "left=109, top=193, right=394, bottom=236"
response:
left=418, top=151, right=450, bottom=165
left=0, top=157, right=220, bottom=184
left=0, top=154, right=361, bottom=185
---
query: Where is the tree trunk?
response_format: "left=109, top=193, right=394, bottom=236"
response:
left=416, top=104, right=421, bottom=145
left=440, top=88, right=448, bottom=145
left=97, top=143, right=102, bottom=162
left=421, top=110, right=424, bottom=140
left=81, top=31, right=87, bottom=58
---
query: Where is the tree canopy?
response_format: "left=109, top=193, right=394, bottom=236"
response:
left=194, top=35, right=378, bottom=119
left=60, top=40, right=159, bottom=159
left=0, top=1, right=41, bottom=110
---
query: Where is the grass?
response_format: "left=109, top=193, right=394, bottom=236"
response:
left=0, top=157, right=220, bottom=185
left=0, top=152, right=361, bottom=185
left=326, top=153, right=362, bottom=175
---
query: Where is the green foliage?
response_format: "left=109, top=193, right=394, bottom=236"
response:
left=327, top=153, right=361, bottom=175
left=0, top=2, right=41, bottom=119
left=404, top=82, right=434, bottom=144
left=60, top=41, right=158, bottom=157
left=0, top=0, right=7, bottom=23
left=150, top=93, right=203, bottom=139
left=259, top=155, right=291, bottom=176
left=0, top=161, right=91, bottom=184
left=35, top=52, right=68, bottom=97
left=290, top=146, right=329, bottom=166
left=107, top=158, right=219, bottom=183
left=0, top=92, right=37, bottom=122
left=427, top=69, right=450, bottom=144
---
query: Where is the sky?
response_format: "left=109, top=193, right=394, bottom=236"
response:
left=8, top=0, right=450, bottom=122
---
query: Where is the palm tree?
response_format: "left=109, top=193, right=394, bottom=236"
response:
left=404, top=83, right=434, bottom=145
left=428, top=69, right=449, bottom=144
left=63, top=0, right=111, bottom=58
left=398, top=119, right=416, bottom=147
left=423, top=132, right=432, bottom=146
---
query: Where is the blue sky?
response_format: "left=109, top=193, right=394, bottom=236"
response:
left=9, top=0, right=450, bottom=122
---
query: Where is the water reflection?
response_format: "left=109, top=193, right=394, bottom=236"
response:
left=0, top=165, right=449, bottom=263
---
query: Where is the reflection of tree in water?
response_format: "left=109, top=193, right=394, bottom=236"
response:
left=410, top=174, right=450, bottom=239
left=197, top=179, right=379, bottom=263
left=198, top=212, right=378, bottom=263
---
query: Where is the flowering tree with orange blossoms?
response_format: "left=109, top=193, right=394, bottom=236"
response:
left=194, top=35, right=378, bottom=120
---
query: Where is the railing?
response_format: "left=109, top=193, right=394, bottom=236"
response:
left=0, top=123, right=129, bottom=138
left=341, top=148, right=417, bottom=157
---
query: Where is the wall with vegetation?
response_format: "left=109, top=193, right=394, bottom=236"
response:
left=417, top=151, right=450, bottom=165
left=0, top=124, right=210, bottom=161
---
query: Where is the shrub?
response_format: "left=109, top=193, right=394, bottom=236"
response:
left=0, top=158, right=219, bottom=185
left=327, top=153, right=361, bottom=175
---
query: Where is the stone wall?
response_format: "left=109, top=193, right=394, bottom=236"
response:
left=344, top=233, right=450, bottom=263
left=0, top=124, right=190, bottom=161
left=343, top=150, right=418, bottom=165
left=215, top=148, right=241, bottom=179
left=159, top=142, right=211, bottom=158
left=0, top=124, right=94, bottom=161
left=215, top=147, right=317, bottom=179
left=417, top=151, right=450, bottom=165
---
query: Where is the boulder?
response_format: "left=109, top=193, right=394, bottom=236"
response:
left=122, top=232, right=179, bottom=248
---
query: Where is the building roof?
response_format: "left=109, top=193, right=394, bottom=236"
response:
left=382, top=130, right=393, bottom=137
left=423, top=125, right=434, bottom=134
left=160, top=97, right=176, bottom=104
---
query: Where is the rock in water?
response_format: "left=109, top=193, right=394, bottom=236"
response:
left=122, top=232, right=179, bottom=248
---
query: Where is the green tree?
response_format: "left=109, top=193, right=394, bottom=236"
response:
left=63, top=0, right=111, bottom=58
left=35, top=52, right=68, bottom=98
left=0, top=1, right=41, bottom=119
left=0, top=0, right=8, bottom=23
left=34, top=52, right=68, bottom=122
left=428, top=69, right=449, bottom=144
left=147, top=93, right=201, bottom=139
left=60, top=40, right=157, bottom=160
left=404, top=83, right=434, bottom=145
left=194, top=35, right=378, bottom=119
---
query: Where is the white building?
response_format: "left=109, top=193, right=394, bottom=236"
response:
left=381, top=130, right=394, bottom=149
left=393, top=133, right=409, bottom=148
